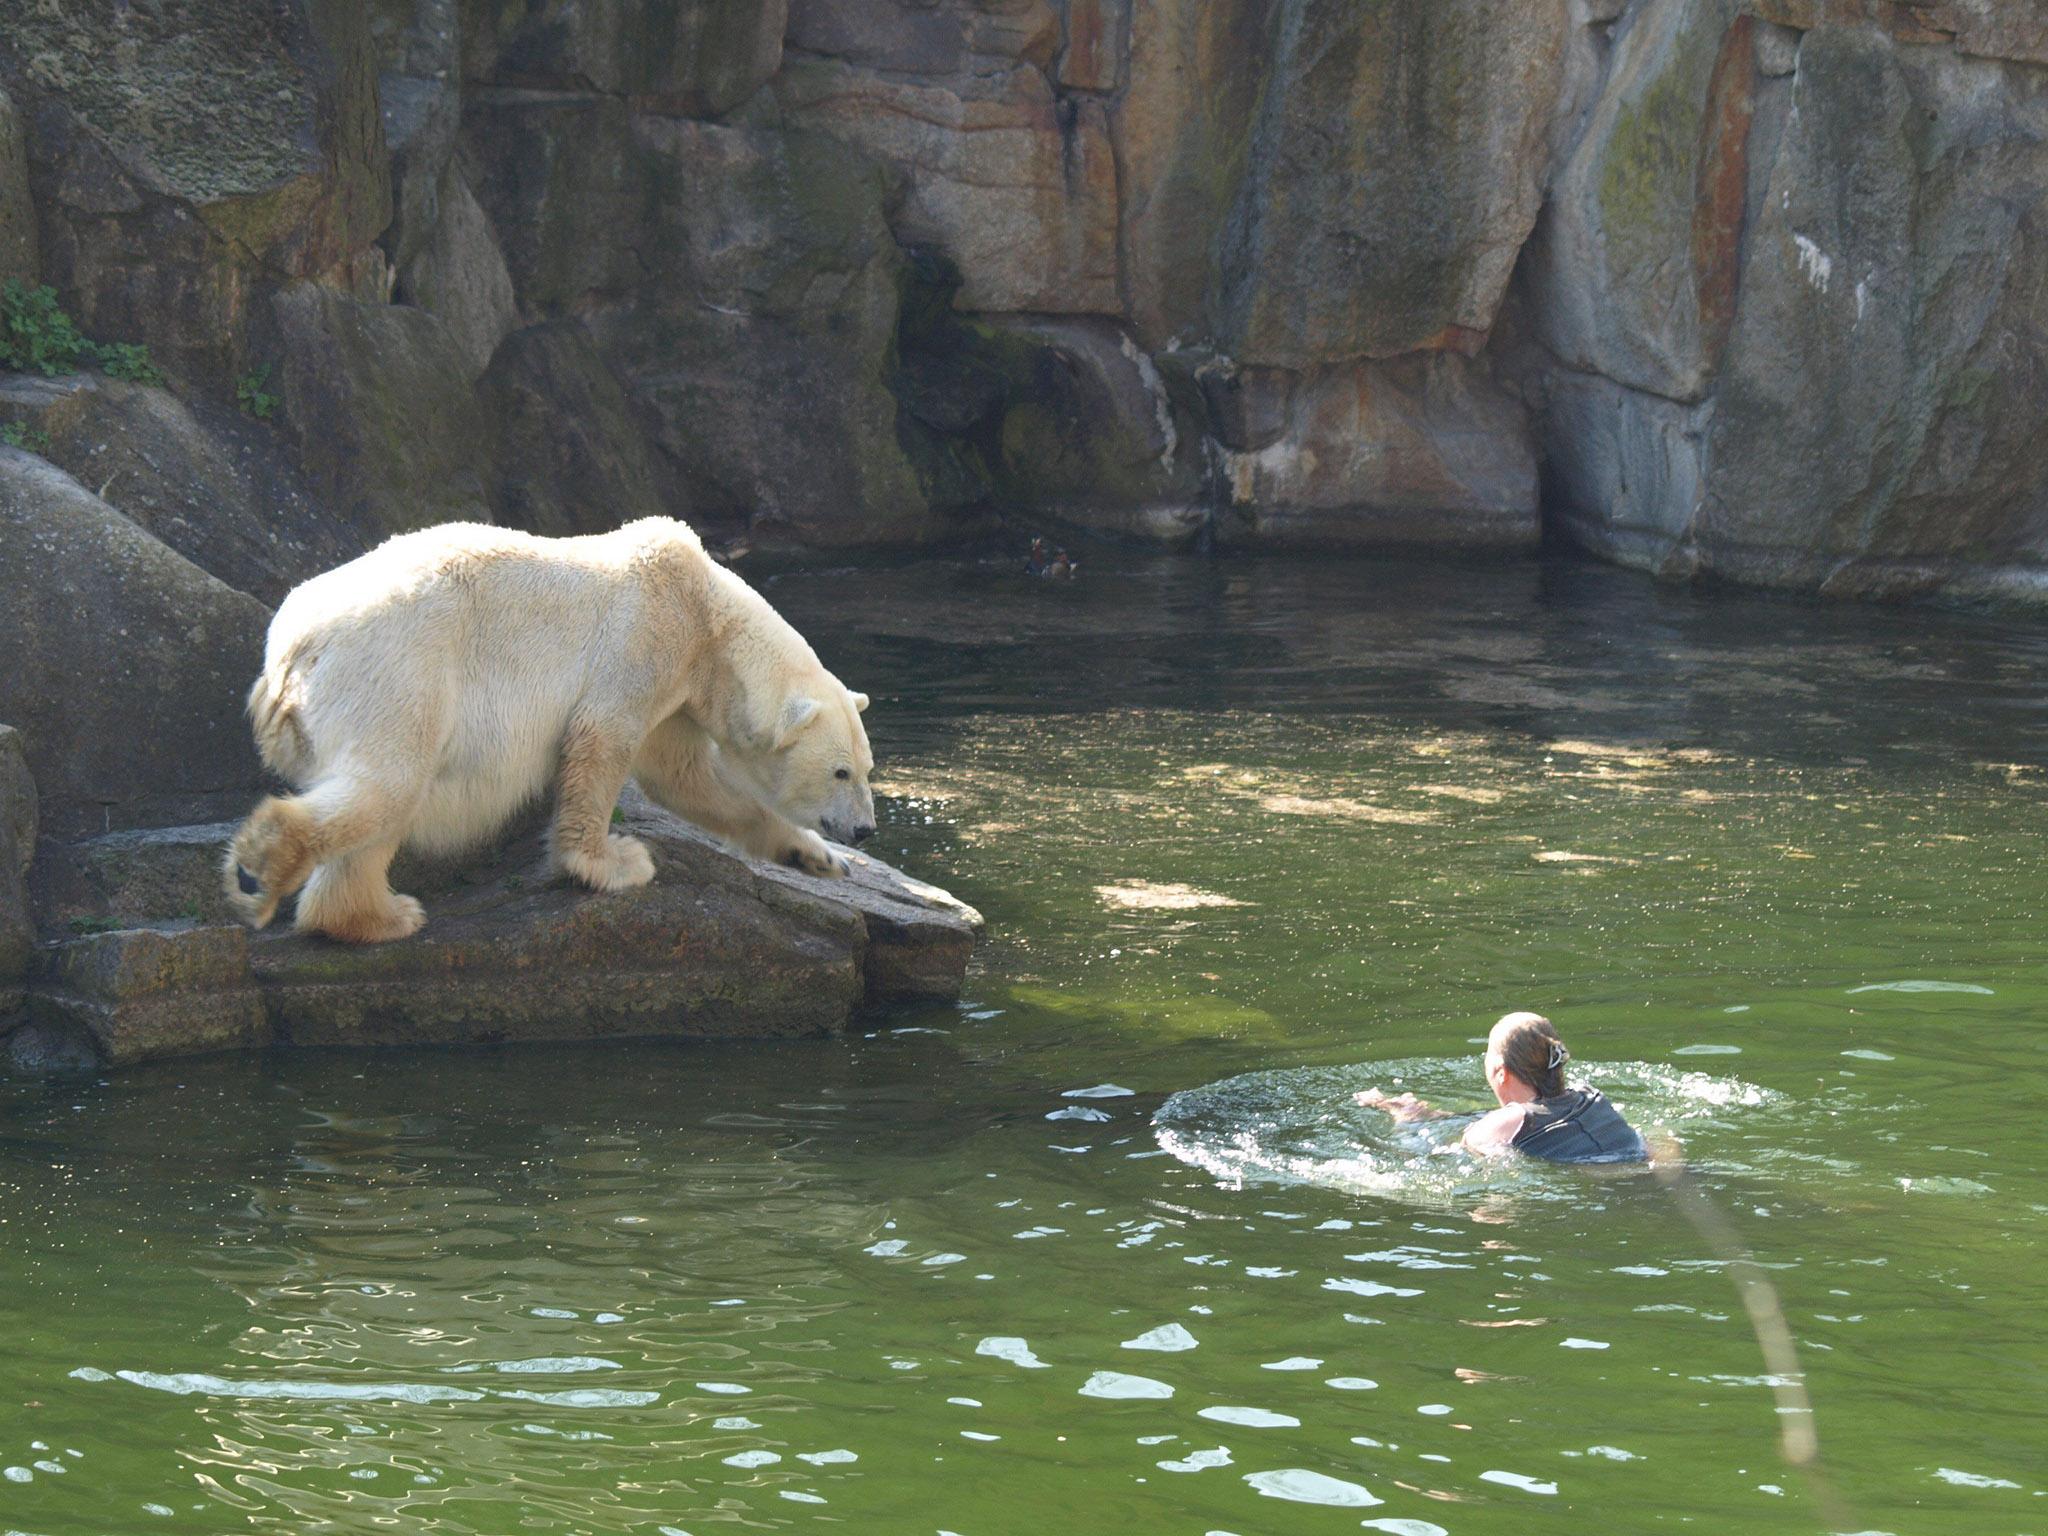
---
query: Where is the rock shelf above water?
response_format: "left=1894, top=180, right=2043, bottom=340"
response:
left=5, top=790, right=981, bottom=1075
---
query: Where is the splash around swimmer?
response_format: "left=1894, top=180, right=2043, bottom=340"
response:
left=1355, top=1011, right=1650, bottom=1165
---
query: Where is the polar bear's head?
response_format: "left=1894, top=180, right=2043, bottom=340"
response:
left=759, top=685, right=876, bottom=847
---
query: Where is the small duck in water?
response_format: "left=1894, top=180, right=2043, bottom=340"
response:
left=1024, top=537, right=1080, bottom=581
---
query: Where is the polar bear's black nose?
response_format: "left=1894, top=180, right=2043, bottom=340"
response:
left=851, top=823, right=875, bottom=845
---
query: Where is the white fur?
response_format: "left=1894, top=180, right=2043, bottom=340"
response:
left=229, top=517, right=876, bottom=942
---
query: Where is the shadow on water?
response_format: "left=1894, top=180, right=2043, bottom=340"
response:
left=767, top=547, right=2048, bottom=771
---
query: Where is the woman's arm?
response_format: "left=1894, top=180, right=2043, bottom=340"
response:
left=1354, top=1089, right=1457, bottom=1125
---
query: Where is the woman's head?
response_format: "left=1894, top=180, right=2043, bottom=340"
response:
left=1485, top=1011, right=1568, bottom=1102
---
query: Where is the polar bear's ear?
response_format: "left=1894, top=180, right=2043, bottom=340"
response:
left=849, top=691, right=870, bottom=714
left=772, top=695, right=822, bottom=750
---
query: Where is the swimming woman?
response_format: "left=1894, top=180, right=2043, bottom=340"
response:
left=1355, top=1011, right=1649, bottom=1163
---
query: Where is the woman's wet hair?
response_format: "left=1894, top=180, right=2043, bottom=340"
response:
left=1493, top=1011, right=1569, bottom=1098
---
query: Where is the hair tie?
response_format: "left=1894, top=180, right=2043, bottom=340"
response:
left=1547, top=1041, right=1569, bottom=1069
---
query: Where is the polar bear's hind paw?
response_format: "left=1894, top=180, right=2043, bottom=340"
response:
left=223, top=796, right=317, bottom=929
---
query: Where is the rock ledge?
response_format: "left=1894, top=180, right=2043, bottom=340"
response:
left=8, top=791, right=981, bottom=1073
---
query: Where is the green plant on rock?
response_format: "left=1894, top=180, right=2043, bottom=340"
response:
left=97, top=341, right=164, bottom=385
left=0, top=278, right=163, bottom=385
left=0, top=419, right=51, bottom=452
left=237, top=363, right=278, bottom=420
left=1, top=279, right=93, bottom=375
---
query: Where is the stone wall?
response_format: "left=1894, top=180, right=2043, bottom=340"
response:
left=1, top=0, right=2045, bottom=590
left=1522, top=0, right=2048, bottom=600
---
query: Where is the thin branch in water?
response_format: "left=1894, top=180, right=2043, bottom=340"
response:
left=1649, top=1135, right=1855, bottom=1532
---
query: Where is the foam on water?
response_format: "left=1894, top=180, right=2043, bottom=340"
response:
left=1154, top=1057, right=1779, bottom=1204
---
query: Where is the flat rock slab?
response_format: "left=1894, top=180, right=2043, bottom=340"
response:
left=12, top=793, right=980, bottom=1071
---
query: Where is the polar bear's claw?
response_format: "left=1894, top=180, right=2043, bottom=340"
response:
left=783, top=830, right=850, bottom=878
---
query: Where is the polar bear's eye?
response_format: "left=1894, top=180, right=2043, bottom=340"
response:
left=834, top=768, right=851, bottom=780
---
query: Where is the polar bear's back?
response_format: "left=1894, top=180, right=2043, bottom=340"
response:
left=259, top=521, right=690, bottom=848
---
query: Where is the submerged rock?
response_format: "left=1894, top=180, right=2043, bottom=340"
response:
left=11, top=792, right=980, bottom=1070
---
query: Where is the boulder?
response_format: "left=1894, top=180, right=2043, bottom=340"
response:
left=1538, top=367, right=1709, bottom=576
left=1537, top=26, right=2048, bottom=600
left=478, top=321, right=675, bottom=537
left=581, top=120, right=938, bottom=544
left=1950, top=0, right=2048, bottom=67
left=463, top=90, right=644, bottom=312
left=10, top=791, right=982, bottom=1069
left=785, top=0, right=1061, bottom=75
left=1113, top=0, right=1279, bottom=350
left=0, top=0, right=391, bottom=378
left=373, top=0, right=464, bottom=275
left=607, top=300, right=938, bottom=547
left=1059, top=0, right=1129, bottom=91
left=1743, top=0, right=2048, bottom=61
left=469, top=95, right=938, bottom=542
left=29, top=820, right=235, bottom=934
left=979, top=317, right=1209, bottom=544
left=0, top=371, right=375, bottom=603
left=397, top=165, right=519, bottom=380
left=1214, top=354, right=1539, bottom=550
left=1695, top=28, right=2048, bottom=597
left=1526, top=0, right=1753, bottom=401
left=1115, top=0, right=1573, bottom=364
left=0, top=450, right=271, bottom=836
left=0, top=83, right=36, bottom=284
left=1211, top=0, right=1573, bottom=367
left=0, top=725, right=34, bottom=1009
left=776, top=56, right=1120, bottom=315
left=463, top=0, right=789, bottom=116
left=32, top=923, right=269, bottom=1069
left=264, top=281, right=494, bottom=535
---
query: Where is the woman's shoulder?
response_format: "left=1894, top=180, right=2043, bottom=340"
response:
left=1462, top=1102, right=1531, bottom=1157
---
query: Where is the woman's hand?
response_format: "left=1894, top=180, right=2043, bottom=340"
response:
left=1355, top=1089, right=1435, bottom=1124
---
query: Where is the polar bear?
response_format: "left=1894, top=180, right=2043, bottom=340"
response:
left=223, top=517, right=876, bottom=944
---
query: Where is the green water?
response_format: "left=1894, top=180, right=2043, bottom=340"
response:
left=4, top=553, right=2046, bottom=1535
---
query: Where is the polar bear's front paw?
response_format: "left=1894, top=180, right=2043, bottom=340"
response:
left=563, top=833, right=657, bottom=892
left=782, top=829, right=850, bottom=878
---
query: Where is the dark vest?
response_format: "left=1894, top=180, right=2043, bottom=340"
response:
left=1510, top=1087, right=1648, bottom=1164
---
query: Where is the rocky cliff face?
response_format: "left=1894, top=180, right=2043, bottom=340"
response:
left=4, top=0, right=2044, bottom=592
